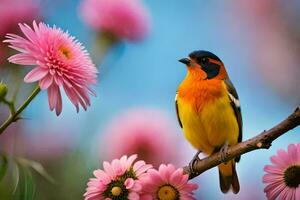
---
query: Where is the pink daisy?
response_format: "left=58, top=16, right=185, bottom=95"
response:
left=84, top=154, right=152, bottom=200
left=80, top=0, right=150, bottom=41
left=101, top=108, right=180, bottom=167
left=141, top=164, right=198, bottom=200
left=263, top=143, right=300, bottom=200
left=3, top=21, right=97, bottom=115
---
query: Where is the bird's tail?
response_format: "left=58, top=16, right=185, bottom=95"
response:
left=218, top=160, right=240, bottom=194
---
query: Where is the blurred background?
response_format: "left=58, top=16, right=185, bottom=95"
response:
left=0, top=0, right=300, bottom=199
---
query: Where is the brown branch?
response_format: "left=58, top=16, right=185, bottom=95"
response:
left=184, top=107, right=300, bottom=179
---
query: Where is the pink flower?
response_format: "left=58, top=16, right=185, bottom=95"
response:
left=0, top=0, right=41, bottom=65
left=263, top=143, right=300, bottom=200
left=231, top=1, right=300, bottom=103
left=80, top=0, right=150, bottom=41
left=4, top=21, right=97, bottom=115
left=101, top=108, right=180, bottom=167
left=84, top=154, right=152, bottom=200
left=141, top=164, right=198, bottom=200
left=0, top=128, right=77, bottom=162
left=0, top=0, right=40, bottom=37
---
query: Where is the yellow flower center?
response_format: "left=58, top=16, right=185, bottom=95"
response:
left=111, top=186, right=122, bottom=196
left=157, top=185, right=178, bottom=200
left=59, top=46, right=71, bottom=59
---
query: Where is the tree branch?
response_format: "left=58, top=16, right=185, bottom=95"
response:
left=184, top=107, right=300, bottom=179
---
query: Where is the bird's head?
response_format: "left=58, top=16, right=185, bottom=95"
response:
left=179, top=50, right=228, bottom=80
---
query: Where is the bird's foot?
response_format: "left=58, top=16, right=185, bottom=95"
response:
left=189, top=151, right=202, bottom=174
left=220, top=142, right=229, bottom=163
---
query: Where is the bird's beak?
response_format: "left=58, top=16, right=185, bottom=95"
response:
left=178, top=58, right=191, bottom=66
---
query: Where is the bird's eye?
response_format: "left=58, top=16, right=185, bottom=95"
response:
left=200, top=57, right=208, bottom=65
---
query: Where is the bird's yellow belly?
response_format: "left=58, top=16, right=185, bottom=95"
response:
left=178, top=95, right=239, bottom=155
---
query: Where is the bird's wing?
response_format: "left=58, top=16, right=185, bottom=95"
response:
left=175, top=92, right=183, bottom=128
left=224, top=79, right=243, bottom=161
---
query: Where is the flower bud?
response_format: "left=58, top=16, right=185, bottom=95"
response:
left=0, top=82, right=8, bottom=100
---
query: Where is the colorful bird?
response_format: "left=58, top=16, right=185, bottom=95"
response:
left=176, top=50, right=242, bottom=194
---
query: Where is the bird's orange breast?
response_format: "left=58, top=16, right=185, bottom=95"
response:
left=177, top=73, right=239, bottom=153
left=177, top=76, right=224, bottom=113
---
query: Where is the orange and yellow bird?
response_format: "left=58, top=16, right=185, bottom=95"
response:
left=176, top=50, right=242, bottom=194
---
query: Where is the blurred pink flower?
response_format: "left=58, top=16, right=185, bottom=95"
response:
left=0, top=0, right=40, bottom=37
left=80, top=0, right=150, bottom=41
left=0, top=126, right=77, bottom=162
left=232, top=1, right=300, bottom=104
left=101, top=108, right=180, bottom=167
left=140, top=164, right=198, bottom=200
left=84, top=154, right=152, bottom=200
left=22, top=132, right=77, bottom=161
left=0, top=0, right=41, bottom=65
left=4, top=21, right=98, bottom=115
left=263, top=143, right=300, bottom=200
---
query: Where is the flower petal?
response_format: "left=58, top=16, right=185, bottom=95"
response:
left=24, top=67, right=48, bottom=82
left=140, top=194, right=152, bottom=200
left=170, top=168, right=184, bottom=187
left=159, top=164, right=172, bottom=181
left=295, top=187, right=300, bottom=200
left=63, top=85, right=80, bottom=112
left=287, top=144, right=298, bottom=164
left=264, top=165, right=284, bottom=175
left=125, top=178, right=135, bottom=189
left=8, top=53, right=36, bottom=65
left=93, top=169, right=111, bottom=184
left=103, top=161, right=115, bottom=178
left=131, top=181, right=142, bottom=192
left=126, top=154, right=137, bottom=168
left=135, top=164, right=152, bottom=177
left=128, top=192, right=140, bottom=200
left=263, top=173, right=284, bottom=184
left=297, top=143, right=300, bottom=163
left=47, top=83, right=58, bottom=111
left=55, top=88, right=62, bottom=116
left=265, top=181, right=285, bottom=200
left=39, top=74, right=53, bottom=89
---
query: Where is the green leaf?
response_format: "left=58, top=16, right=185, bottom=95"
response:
left=14, top=163, right=36, bottom=200
left=10, top=157, right=54, bottom=199
left=18, top=158, right=55, bottom=184
left=0, top=154, right=8, bottom=181
left=12, top=161, right=20, bottom=194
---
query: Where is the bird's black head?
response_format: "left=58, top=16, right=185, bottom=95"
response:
left=179, top=50, right=224, bottom=79
left=189, top=50, right=221, bottom=64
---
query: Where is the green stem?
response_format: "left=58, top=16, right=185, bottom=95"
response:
left=92, top=31, right=118, bottom=64
left=2, top=98, right=16, bottom=115
left=0, top=85, right=40, bottom=135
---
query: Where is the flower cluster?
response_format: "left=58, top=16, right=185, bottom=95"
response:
left=263, top=143, right=300, bottom=200
left=84, top=155, right=198, bottom=200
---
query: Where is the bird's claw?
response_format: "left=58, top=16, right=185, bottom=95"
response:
left=220, top=142, right=229, bottom=163
left=189, top=151, right=201, bottom=174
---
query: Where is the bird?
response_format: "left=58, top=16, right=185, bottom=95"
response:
left=176, top=50, right=242, bottom=194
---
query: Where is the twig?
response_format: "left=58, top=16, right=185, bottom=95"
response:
left=2, top=98, right=16, bottom=115
left=184, top=107, right=300, bottom=179
left=0, top=85, right=40, bottom=135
